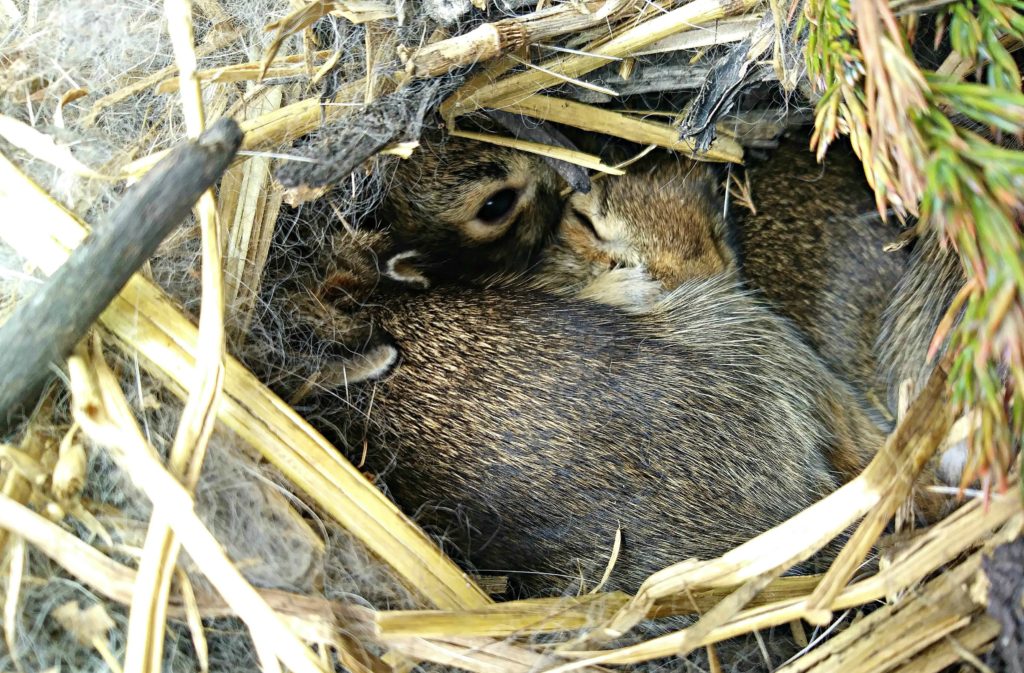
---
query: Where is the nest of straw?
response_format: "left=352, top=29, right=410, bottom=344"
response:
left=0, top=0, right=1022, bottom=672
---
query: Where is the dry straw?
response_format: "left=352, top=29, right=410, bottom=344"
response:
left=125, top=2, right=227, bottom=670
left=0, top=152, right=489, bottom=609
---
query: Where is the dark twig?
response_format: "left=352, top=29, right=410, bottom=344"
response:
left=679, top=15, right=777, bottom=151
left=275, top=82, right=443, bottom=190
left=0, top=117, right=243, bottom=431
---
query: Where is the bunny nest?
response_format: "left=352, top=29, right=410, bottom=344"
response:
left=0, top=1, right=1020, bottom=673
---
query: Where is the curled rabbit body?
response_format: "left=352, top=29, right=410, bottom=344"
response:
left=318, top=161, right=886, bottom=594
left=731, top=138, right=910, bottom=417
left=346, top=279, right=861, bottom=595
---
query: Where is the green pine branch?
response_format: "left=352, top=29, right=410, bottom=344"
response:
left=805, top=0, right=1024, bottom=491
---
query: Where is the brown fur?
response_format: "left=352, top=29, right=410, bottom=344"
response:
left=876, top=232, right=964, bottom=410
left=346, top=277, right=876, bottom=595
left=539, top=153, right=891, bottom=484
left=537, top=156, right=736, bottom=304
left=538, top=151, right=964, bottom=491
left=732, top=137, right=969, bottom=493
left=374, top=131, right=566, bottom=281
left=732, top=138, right=910, bottom=417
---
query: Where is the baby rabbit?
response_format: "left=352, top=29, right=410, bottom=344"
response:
left=544, top=134, right=908, bottom=412
left=373, top=131, right=566, bottom=281
left=731, top=137, right=911, bottom=417
left=734, top=136, right=967, bottom=490
left=344, top=279, right=869, bottom=596
left=536, top=156, right=737, bottom=308
left=535, top=148, right=970, bottom=499
left=306, top=163, right=887, bottom=595
left=539, top=148, right=962, bottom=496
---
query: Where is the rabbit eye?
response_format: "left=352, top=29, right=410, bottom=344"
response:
left=573, top=209, right=605, bottom=242
left=476, top=188, right=519, bottom=224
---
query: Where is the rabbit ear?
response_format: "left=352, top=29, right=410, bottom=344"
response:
left=324, top=344, right=400, bottom=384
left=385, top=250, right=431, bottom=289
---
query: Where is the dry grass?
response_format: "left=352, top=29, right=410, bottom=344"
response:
left=0, top=150, right=491, bottom=610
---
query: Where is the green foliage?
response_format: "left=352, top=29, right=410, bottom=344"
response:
left=949, top=0, right=1023, bottom=90
left=805, top=0, right=1024, bottom=490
